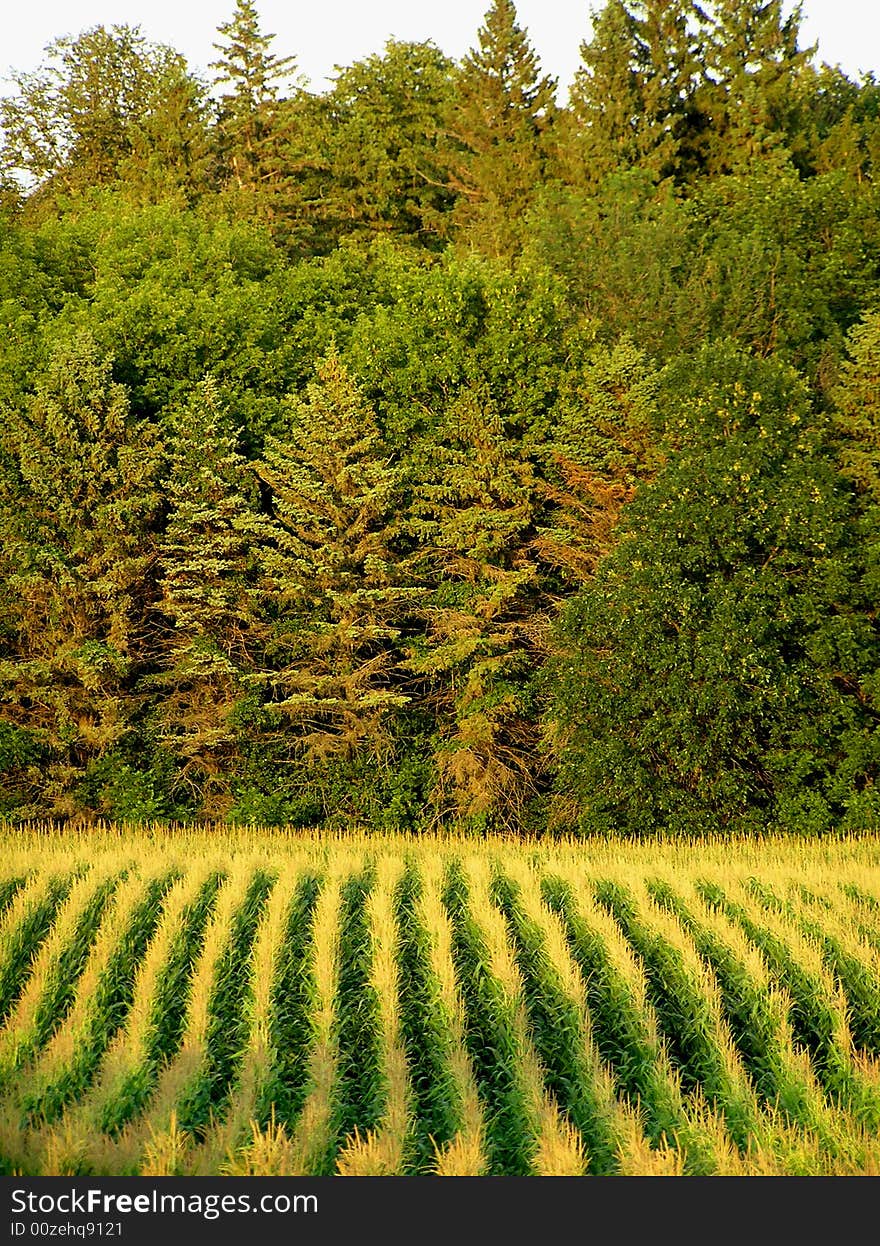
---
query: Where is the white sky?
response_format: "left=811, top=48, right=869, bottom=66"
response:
left=2, top=1, right=878, bottom=98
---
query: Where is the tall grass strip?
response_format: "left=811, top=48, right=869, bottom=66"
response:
left=30, top=867, right=219, bottom=1174
left=173, top=869, right=273, bottom=1139
left=699, top=881, right=880, bottom=1132
left=840, top=881, right=880, bottom=912
left=594, top=877, right=765, bottom=1156
left=442, top=858, right=538, bottom=1175
left=452, top=856, right=587, bottom=1175
left=646, top=877, right=860, bottom=1166
left=0, top=864, right=122, bottom=1088
left=108, top=867, right=261, bottom=1173
left=288, top=865, right=346, bottom=1175
left=193, top=866, right=305, bottom=1174
left=328, top=866, right=385, bottom=1166
left=257, top=872, right=322, bottom=1134
left=15, top=868, right=175, bottom=1128
left=91, top=868, right=223, bottom=1137
left=830, top=887, right=880, bottom=955
left=0, top=877, right=27, bottom=921
left=747, top=881, right=880, bottom=1059
left=218, top=870, right=322, bottom=1176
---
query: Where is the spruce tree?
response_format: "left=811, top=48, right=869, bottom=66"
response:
left=443, top=0, right=557, bottom=257
left=0, top=335, right=161, bottom=810
left=834, top=314, right=880, bottom=724
left=699, top=0, right=812, bottom=174
left=406, top=386, right=542, bottom=828
left=256, top=352, right=411, bottom=763
left=569, top=0, right=704, bottom=187
left=210, top=0, right=299, bottom=213
left=154, top=378, right=265, bottom=810
left=307, top=41, right=457, bottom=247
left=835, top=312, right=880, bottom=504
left=567, top=0, right=645, bottom=186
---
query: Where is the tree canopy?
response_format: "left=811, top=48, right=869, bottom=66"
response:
left=0, top=1, right=878, bottom=834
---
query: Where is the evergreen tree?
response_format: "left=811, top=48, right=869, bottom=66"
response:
left=834, top=314, right=880, bottom=718
left=834, top=312, right=880, bottom=504
left=121, top=59, right=214, bottom=204
left=535, top=336, right=664, bottom=581
left=256, top=353, right=411, bottom=763
left=210, top=0, right=300, bottom=214
left=568, top=0, right=704, bottom=187
left=443, top=0, right=557, bottom=257
left=305, top=41, right=457, bottom=247
left=699, top=0, right=812, bottom=174
left=0, top=335, right=161, bottom=811
left=153, top=378, right=265, bottom=812
left=406, top=385, right=542, bottom=828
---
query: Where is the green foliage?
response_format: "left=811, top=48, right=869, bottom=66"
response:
left=210, top=0, right=301, bottom=220
left=442, top=0, right=558, bottom=257
left=548, top=347, right=880, bottom=835
left=527, top=168, right=880, bottom=386
left=0, top=25, right=212, bottom=209
left=0, top=334, right=162, bottom=814
left=150, top=378, right=266, bottom=812
left=0, top=6, right=878, bottom=833
left=76, top=754, right=180, bottom=824
left=569, top=0, right=704, bottom=187
left=834, top=311, right=880, bottom=504
left=405, top=385, right=544, bottom=828
left=568, top=0, right=812, bottom=186
left=697, top=0, right=812, bottom=176
left=255, top=352, right=413, bottom=764
left=37, top=202, right=286, bottom=431
left=300, top=41, right=457, bottom=248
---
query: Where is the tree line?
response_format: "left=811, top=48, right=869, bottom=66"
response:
left=0, top=0, right=878, bottom=834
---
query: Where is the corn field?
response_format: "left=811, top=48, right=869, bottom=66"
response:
left=0, top=825, right=879, bottom=1176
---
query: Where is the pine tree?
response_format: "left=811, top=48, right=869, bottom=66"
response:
left=406, top=386, right=542, bottom=828
left=0, top=335, right=161, bottom=811
left=567, top=0, right=645, bottom=185
left=210, top=0, right=300, bottom=214
left=833, top=313, right=880, bottom=720
left=153, top=378, right=265, bottom=810
left=443, top=0, right=558, bottom=257
left=306, top=40, right=457, bottom=247
left=255, top=352, right=412, bottom=762
left=835, top=312, right=880, bottom=503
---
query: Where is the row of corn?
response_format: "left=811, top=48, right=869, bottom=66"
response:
left=0, top=831, right=877, bottom=1175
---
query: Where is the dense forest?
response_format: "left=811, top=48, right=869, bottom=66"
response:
left=0, top=0, right=878, bottom=835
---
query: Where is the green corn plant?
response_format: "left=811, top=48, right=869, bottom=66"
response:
left=412, top=854, right=487, bottom=1176
left=699, top=880, right=880, bottom=1134
left=0, top=872, right=75, bottom=1025
left=491, top=862, right=628, bottom=1174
